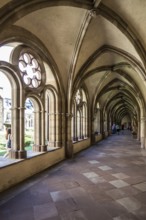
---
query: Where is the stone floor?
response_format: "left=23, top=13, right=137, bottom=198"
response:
left=1, top=130, right=146, bottom=220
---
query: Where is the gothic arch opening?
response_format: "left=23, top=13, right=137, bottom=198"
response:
left=72, top=88, right=88, bottom=142
left=24, top=98, right=34, bottom=153
left=0, top=72, right=12, bottom=157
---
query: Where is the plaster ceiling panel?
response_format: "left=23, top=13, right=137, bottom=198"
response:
left=15, top=6, right=87, bottom=91
left=0, top=0, right=10, bottom=8
left=83, top=70, right=125, bottom=103
left=97, top=71, right=131, bottom=89
left=119, top=66, right=146, bottom=103
left=75, top=16, right=106, bottom=75
left=75, top=15, right=143, bottom=76
left=85, top=52, right=128, bottom=73
left=102, top=0, right=146, bottom=48
left=83, top=69, right=132, bottom=101
left=98, top=90, right=117, bottom=107
left=84, top=71, right=105, bottom=99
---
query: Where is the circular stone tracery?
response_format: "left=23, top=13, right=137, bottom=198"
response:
left=19, top=53, right=42, bottom=88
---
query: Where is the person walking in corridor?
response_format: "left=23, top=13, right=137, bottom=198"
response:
left=121, top=124, right=124, bottom=134
left=116, top=124, right=120, bottom=135
left=3, top=128, right=11, bottom=158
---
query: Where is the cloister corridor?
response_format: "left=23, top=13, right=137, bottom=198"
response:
left=0, top=131, right=146, bottom=220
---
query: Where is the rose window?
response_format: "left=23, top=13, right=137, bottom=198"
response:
left=19, top=53, right=42, bottom=88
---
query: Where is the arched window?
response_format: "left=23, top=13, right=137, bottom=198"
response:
left=45, top=88, right=61, bottom=149
left=0, top=43, right=62, bottom=161
left=0, top=73, right=12, bottom=157
left=45, top=89, right=56, bottom=148
left=72, top=88, right=88, bottom=142
left=0, top=44, right=47, bottom=158
left=24, top=98, right=34, bottom=152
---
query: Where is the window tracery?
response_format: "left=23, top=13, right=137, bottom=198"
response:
left=19, top=53, right=42, bottom=88
left=72, top=88, right=88, bottom=142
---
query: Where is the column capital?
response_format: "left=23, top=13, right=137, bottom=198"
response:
left=66, top=113, right=73, bottom=119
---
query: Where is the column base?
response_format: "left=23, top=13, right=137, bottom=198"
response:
left=91, top=133, right=95, bottom=144
left=41, top=145, right=47, bottom=151
left=9, top=150, right=18, bottom=159
left=140, top=137, right=145, bottom=148
left=132, top=135, right=137, bottom=139
left=18, top=150, right=27, bottom=158
left=55, top=141, right=62, bottom=148
left=66, top=141, right=73, bottom=158
left=33, top=144, right=47, bottom=152
left=9, top=150, right=27, bottom=159
left=102, top=132, right=105, bottom=138
left=48, top=141, right=56, bottom=147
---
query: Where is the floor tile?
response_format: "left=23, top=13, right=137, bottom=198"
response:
left=112, top=173, right=129, bottom=179
left=88, top=160, right=100, bottom=164
left=98, top=165, right=112, bottom=171
left=113, top=212, right=140, bottom=220
left=133, top=182, right=146, bottom=192
left=116, top=197, right=141, bottom=212
left=134, top=192, right=146, bottom=205
left=82, top=172, right=98, bottom=178
left=109, top=180, right=129, bottom=188
left=50, top=190, right=71, bottom=202
left=100, top=200, right=129, bottom=217
left=33, top=203, right=58, bottom=220
left=106, top=188, right=127, bottom=200
left=132, top=205, right=146, bottom=220
left=60, top=210, right=88, bottom=220
left=89, top=176, right=106, bottom=184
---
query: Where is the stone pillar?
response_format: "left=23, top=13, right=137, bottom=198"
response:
left=137, top=120, right=140, bottom=141
left=72, top=112, right=75, bottom=141
left=91, top=116, right=95, bottom=144
left=41, top=110, right=47, bottom=151
left=141, top=117, right=146, bottom=148
left=80, top=112, right=82, bottom=140
left=9, top=107, right=19, bottom=158
left=100, top=109, right=104, bottom=138
left=66, top=113, right=73, bottom=158
left=55, top=113, right=62, bottom=147
left=32, top=110, right=41, bottom=152
left=47, top=113, right=55, bottom=147
left=18, top=107, right=27, bottom=158
left=75, top=107, right=78, bottom=141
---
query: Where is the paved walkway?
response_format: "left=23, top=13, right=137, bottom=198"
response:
left=1, top=130, right=146, bottom=220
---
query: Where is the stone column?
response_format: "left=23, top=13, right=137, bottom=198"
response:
left=18, top=107, right=27, bottom=158
left=81, top=112, right=84, bottom=139
left=66, top=113, right=73, bottom=158
left=55, top=113, right=62, bottom=148
left=9, top=107, right=19, bottom=158
left=141, top=117, right=146, bottom=148
left=91, top=115, right=95, bottom=144
left=137, top=120, right=140, bottom=141
left=33, top=110, right=41, bottom=151
left=72, top=113, right=75, bottom=141
left=41, top=110, right=47, bottom=151
left=48, top=113, right=55, bottom=147
left=100, top=109, right=104, bottom=138
left=75, top=106, right=78, bottom=141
